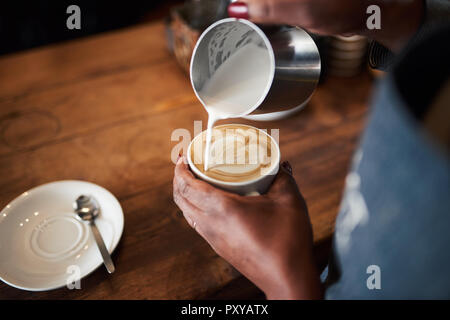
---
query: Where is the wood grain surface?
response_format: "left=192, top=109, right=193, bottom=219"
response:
left=0, top=21, right=373, bottom=299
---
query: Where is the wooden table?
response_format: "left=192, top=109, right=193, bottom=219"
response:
left=0, top=21, right=373, bottom=299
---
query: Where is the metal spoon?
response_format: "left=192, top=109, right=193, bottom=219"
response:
left=74, top=195, right=115, bottom=273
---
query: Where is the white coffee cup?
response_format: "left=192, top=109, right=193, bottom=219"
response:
left=187, top=124, right=280, bottom=196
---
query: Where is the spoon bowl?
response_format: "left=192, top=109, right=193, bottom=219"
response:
left=74, top=195, right=100, bottom=221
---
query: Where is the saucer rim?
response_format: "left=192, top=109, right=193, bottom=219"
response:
left=0, top=180, right=124, bottom=292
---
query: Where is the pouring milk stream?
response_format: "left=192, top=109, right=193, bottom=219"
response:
left=200, top=42, right=272, bottom=171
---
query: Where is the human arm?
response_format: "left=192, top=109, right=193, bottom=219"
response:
left=228, top=0, right=425, bottom=52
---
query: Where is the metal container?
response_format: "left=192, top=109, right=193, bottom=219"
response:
left=190, top=18, right=321, bottom=121
left=166, top=0, right=231, bottom=73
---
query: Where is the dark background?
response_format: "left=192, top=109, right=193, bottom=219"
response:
left=0, top=0, right=183, bottom=56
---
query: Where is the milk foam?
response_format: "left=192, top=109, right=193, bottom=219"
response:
left=191, top=125, right=277, bottom=183
left=199, top=42, right=272, bottom=171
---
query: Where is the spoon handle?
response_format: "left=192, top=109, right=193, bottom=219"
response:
left=90, top=221, right=115, bottom=274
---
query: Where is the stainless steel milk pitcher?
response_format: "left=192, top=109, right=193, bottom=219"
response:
left=190, top=18, right=321, bottom=120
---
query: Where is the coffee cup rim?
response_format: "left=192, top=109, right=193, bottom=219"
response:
left=187, top=124, right=280, bottom=187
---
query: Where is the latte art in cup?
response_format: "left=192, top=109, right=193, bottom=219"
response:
left=191, top=124, right=278, bottom=183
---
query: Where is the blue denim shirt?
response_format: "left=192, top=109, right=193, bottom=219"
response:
left=324, top=26, right=450, bottom=299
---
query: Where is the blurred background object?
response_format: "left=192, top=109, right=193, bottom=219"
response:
left=165, top=1, right=370, bottom=79
left=0, top=0, right=184, bottom=55
left=327, top=35, right=368, bottom=77
left=166, top=0, right=231, bottom=73
left=1, top=0, right=371, bottom=80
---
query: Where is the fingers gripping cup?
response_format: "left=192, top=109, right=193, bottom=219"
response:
left=187, top=124, right=280, bottom=195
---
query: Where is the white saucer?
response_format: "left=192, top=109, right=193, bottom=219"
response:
left=0, top=180, right=124, bottom=291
